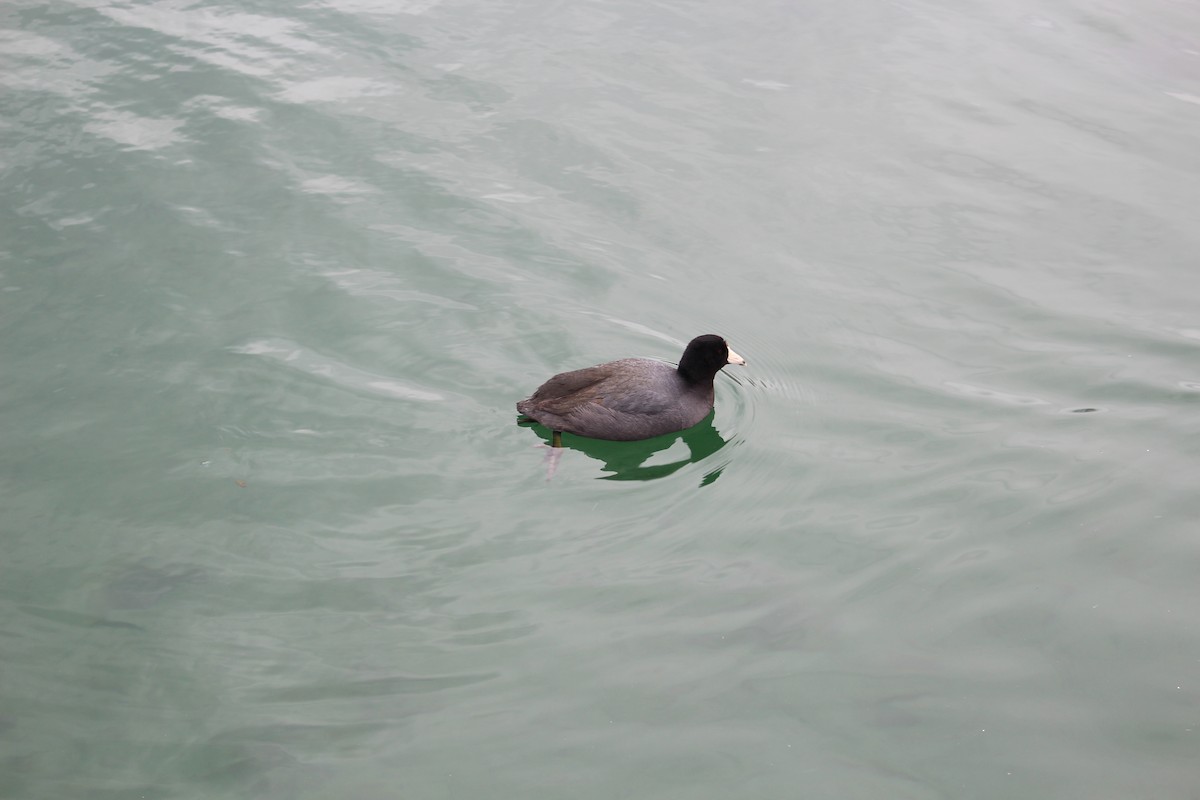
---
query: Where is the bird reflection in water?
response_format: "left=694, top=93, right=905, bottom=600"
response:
left=518, top=410, right=729, bottom=484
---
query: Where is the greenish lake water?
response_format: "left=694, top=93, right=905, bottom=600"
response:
left=3, top=0, right=1200, bottom=797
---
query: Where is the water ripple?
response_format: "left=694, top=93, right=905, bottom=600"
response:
left=230, top=338, right=442, bottom=401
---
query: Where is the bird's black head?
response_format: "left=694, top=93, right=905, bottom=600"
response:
left=677, top=334, right=746, bottom=384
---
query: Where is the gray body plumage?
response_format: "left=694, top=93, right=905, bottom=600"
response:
left=517, top=358, right=714, bottom=441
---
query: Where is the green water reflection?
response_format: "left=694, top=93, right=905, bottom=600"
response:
left=519, top=411, right=730, bottom=483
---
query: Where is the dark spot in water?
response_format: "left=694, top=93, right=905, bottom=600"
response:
left=1069, top=407, right=1100, bottom=413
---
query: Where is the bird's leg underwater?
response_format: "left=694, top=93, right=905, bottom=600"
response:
left=542, top=433, right=564, bottom=480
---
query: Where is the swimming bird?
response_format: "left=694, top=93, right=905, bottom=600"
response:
left=517, top=334, right=745, bottom=445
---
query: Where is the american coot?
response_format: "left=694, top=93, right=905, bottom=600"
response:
left=517, top=334, right=746, bottom=444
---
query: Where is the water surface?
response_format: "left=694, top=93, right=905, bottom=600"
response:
left=2, top=0, right=1200, bottom=797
